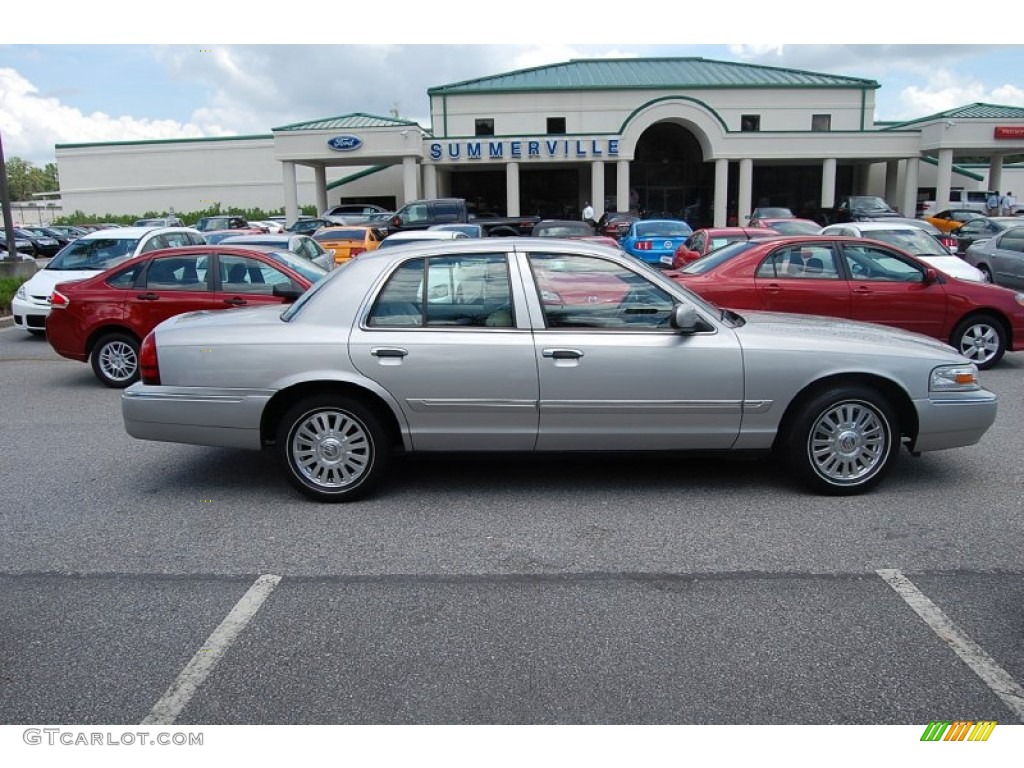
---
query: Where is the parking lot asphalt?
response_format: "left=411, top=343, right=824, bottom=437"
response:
left=1, top=326, right=1022, bottom=727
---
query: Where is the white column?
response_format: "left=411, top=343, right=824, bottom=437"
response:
left=282, top=161, right=299, bottom=225
left=423, top=164, right=438, bottom=200
left=989, top=155, right=1004, bottom=195
left=505, top=162, right=520, bottom=217
left=314, top=165, right=327, bottom=215
left=935, top=148, right=953, bottom=213
left=402, top=156, right=419, bottom=204
left=590, top=160, right=605, bottom=220
left=616, top=159, right=630, bottom=214
left=738, top=158, right=753, bottom=225
left=902, top=157, right=920, bottom=220
left=714, top=159, right=729, bottom=228
left=885, top=161, right=899, bottom=211
left=820, top=158, right=837, bottom=209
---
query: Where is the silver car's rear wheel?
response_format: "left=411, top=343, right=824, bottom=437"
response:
left=276, top=395, right=390, bottom=502
left=784, top=386, right=899, bottom=496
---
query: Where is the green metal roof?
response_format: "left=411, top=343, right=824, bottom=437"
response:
left=326, top=164, right=390, bottom=191
left=273, top=112, right=421, bottom=132
left=429, top=57, right=879, bottom=96
left=883, top=103, right=1024, bottom=129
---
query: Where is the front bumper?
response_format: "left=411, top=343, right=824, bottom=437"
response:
left=10, top=295, right=50, bottom=331
left=911, top=390, right=998, bottom=452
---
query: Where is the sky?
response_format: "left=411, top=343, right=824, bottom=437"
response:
left=1, top=9, right=1022, bottom=168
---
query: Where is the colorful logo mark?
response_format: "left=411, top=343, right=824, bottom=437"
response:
left=920, top=721, right=997, bottom=742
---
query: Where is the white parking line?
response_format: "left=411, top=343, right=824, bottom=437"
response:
left=877, top=568, right=1024, bottom=722
left=142, top=573, right=282, bottom=725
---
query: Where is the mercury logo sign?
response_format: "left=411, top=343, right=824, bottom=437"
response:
left=327, top=135, right=362, bottom=151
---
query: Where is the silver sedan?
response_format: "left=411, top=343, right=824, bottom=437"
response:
left=964, top=226, right=1024, bottom=288
left=122, top=239, right=997, bottom=501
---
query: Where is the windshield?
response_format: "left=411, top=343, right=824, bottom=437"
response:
left=261, top=250, right=329, bottom=282
left=851, top=197, right=892, bottom=211
left=863, top=229, right=948, bottom=256
left=634, top=221, right=692, bottom=237
left=681, top=241, right=763, bottom=275
left=45, top=237, right=141, bottom=271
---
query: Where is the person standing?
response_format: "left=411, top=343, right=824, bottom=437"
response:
left=1001, top=191, right=1016, bottom=217
left=987, top=191, right=1001, bottom=217
left=581, top=201, right=595, bottom=227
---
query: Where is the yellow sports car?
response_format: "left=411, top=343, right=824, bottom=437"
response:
left=312, top=226, right=383, bottom=265
left=924, top=209, right=984, bottom=234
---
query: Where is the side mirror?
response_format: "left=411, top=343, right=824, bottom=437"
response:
left=670, top=304, right=701, bottom=334
left=923, top=268, right=938, bottom=285
left=391, top=215, right=403, bottom=229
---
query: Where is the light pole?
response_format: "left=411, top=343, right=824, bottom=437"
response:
left=0, top=129, right=18, bottom=261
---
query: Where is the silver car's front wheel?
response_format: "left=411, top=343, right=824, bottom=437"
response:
left=276, top=395, right=390, bottom=502
left=785, top=386, right=898, bottom=496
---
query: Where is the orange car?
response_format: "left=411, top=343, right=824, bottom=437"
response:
left=312, top=226, right=383, bottom=265
left=924, top=209, right=984, bottom=234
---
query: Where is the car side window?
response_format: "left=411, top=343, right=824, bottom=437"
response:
left=527, top=253, right=675, bottom=330
left=756, top=245, right=840, bottom=279
left=367, top=258, right=424, bottom=327
left=999, top=231, right=1024, bottom=253
left=219, top=255, right=291, bottom=294
left=106, top=263, right=145, bottom=289
left=404, top=204, right=429, bottom=224
left=140, top=235, right=165, bottom=253
left=841, top=245, right=925, bottom=282
left=143, top=255, right=211, bottom=291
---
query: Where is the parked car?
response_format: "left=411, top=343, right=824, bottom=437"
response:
left=194, top=216, right=249, bottom=233
left=45, top=225, right=90, bottom=241
left=819, top=222, right=984, bottom=282
left=924, top=209, right=984, bottom=234
left=312, top=226, right=384, bottom=266
left=219, top=234, right=335, bottom=271
left=428, top=223, right=484, bottom=238
left=47, top=245, right=325, bottom=388
left=747, top=207, right=795, bottom=224
left=18, top=226, right=76, bottom=250
left=134, top=217, right=185, bottom=228
left=953, top=217, right=1022, bottom=255
left=618, top=219, right=694, bottom=267
left=121, top=238, right=997, bottom=502
left=377, top=230, right=470, bottom=249
left=202, top=228, right=268, bottom=244
left=286, top=218, right=335, bottom=236
left=530, top=220, right=620, bottom=249
left=920, top=190, right=996, bottom=217
left=669, top=235, right=1024, bottom=369
left=749, top=218, right=822, bottom=235
left=14, top=227, right=62, bottom=258
left=323, top=203, right=391, bottom=218
left=387, top=197, right=539, bottom=237
left=809, top=195, right=901, bottom=226
left=11, top=227, right=206, bottom=335
left=964, top=227, right=1024, bottom=287
left=595, top=211, right=641, bottom=240
left=671, top=227, right=782, bottom=268
left=0, top=231, right=40, bottom=258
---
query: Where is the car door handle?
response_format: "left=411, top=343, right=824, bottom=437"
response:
left=853, top=287, right=873, bottom=294
left=764, top=283, right=782, bottom=293
left=136, top=292, right=160, bottom=301
left=223, top=297, right=247, bottom=306
left=370, top=347, right=408, bottom=358
left=542, top=348, right=584, bottom=360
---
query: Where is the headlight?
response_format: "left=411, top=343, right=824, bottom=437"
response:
left=1015, top=293, right=1024, bottom=307
left=930, top=364, right=980, bottom=392
left=16, top=285, right=26, bottom=300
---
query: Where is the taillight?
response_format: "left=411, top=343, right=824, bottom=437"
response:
left=635, top=241, right=652, bottom=251
left=50, top=290, right=69, bottom=309
left=350, top=246, right=366, bottom=258
left=139, top=332, right=160, bottom=385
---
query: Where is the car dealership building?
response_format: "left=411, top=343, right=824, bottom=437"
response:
left=55, top=57, right=1024, bottom=227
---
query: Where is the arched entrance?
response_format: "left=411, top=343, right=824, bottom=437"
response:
left=630, top=122, right=714, bottom=226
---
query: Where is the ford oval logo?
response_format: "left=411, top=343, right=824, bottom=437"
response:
left=327, top=135, right=362, bottom=152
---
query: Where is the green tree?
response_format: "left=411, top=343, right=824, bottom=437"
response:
left=3, top=157, right=60, bottom=201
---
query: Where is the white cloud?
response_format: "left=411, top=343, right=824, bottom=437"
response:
left=0, top=67, right=227, bottom=166
left=893, top=70, right=1024, bottom=119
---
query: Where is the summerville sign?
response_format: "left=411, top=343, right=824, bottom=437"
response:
left=428, top=138, right=620, bottom=162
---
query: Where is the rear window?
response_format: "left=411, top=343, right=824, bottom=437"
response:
left=635, top=221, right=692, bottom=237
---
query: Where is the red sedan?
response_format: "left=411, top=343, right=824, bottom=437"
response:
left=46, top=245, right=326, bottom=387
left=672, top=227, right=781, bottom=268
left=668, top=235, right=1024, bottom=369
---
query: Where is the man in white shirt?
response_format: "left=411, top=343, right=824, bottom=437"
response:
left=987, top=192, right=1001, bottom=216
left=582, top=202, right=595, bottom=226
left=1001, top=191, right=1016, bottom=216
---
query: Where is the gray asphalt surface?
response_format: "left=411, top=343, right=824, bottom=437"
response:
left=1, top=323, right=1022, bottom=725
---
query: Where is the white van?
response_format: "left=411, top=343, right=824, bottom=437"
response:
left=920, top=189, right=996, bottom=217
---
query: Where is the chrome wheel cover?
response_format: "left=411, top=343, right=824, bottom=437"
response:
left=290, top=409, right=371, bottom=489
left=98, top=341, right=138, bottom=382
left=807, top=400, right=889, bottom=485
left=957, top=322, right=1000, bottom=365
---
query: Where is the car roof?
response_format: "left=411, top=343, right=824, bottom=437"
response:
left=218, top=234, right=298, bottom=243
left=385, top=230, right=468, bottom=240
left=825, top=221, right=924, bottom=231
left=78, top=226, right=197, bottom=240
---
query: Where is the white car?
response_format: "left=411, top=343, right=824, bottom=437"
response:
left=12, top=227, right=206, bottom=335
left=377, top=230, right=469, bottom=249
left=820, top=222, right=985, bottom=282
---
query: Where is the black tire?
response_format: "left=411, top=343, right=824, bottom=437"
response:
left=950, top=313, right=1005, bottom=370
left=783, top=385, right=899, bottom=496
left=977, top=264, right=993, bottom=283
left=275, top=395, right=391, bottom=502
left=90, top=332, right=140, bottom=388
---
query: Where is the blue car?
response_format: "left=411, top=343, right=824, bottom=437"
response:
left=619, top=219, right=693, bottom=267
